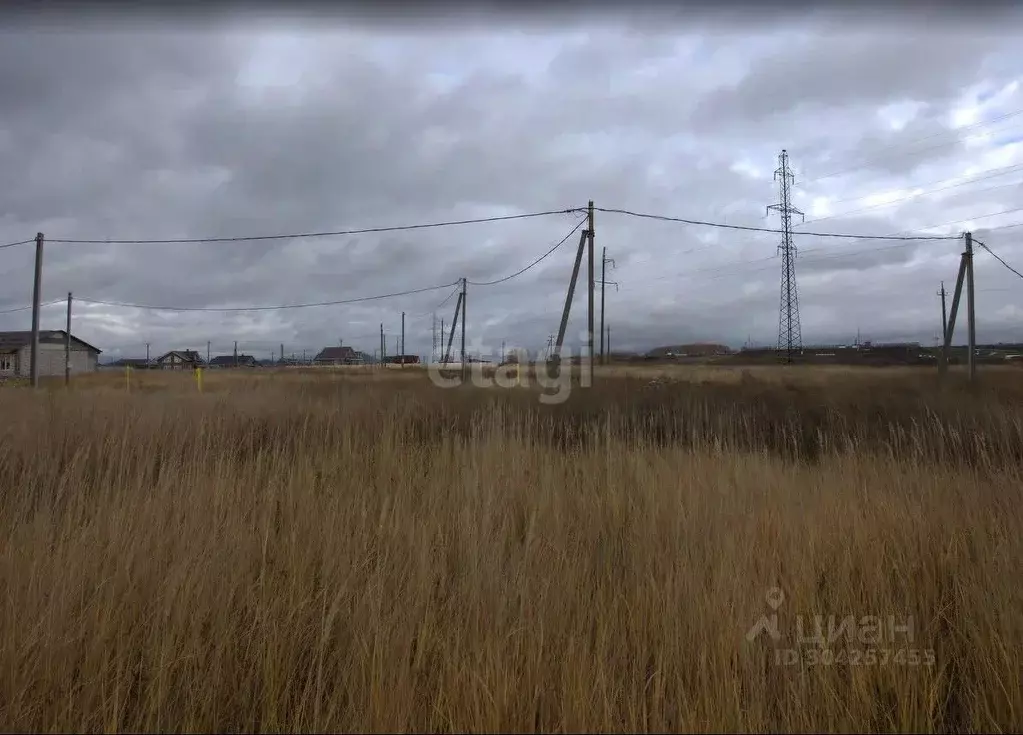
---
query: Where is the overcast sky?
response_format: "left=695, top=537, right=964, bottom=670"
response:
left=2, top=8, right=1022, bottom=361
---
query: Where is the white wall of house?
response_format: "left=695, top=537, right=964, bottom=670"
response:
left=13, top=342, right=98, bottom=377
left=158, top=354, right=194, bottom=370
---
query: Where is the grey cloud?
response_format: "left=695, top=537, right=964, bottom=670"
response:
left=1, top=17, right=1022, bottom=361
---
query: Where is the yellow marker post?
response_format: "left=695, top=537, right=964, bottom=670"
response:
left=195, top=366, right=203, bottom=393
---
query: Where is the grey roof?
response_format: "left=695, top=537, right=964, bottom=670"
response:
left=0, top=330, right=102, bottom=354
left=209, top=354, right=257, bottom=366
left=156, top=350, right=203, bottom=363
left=314, top=346, right=358, bottom=361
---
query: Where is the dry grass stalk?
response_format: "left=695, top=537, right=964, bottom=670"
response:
left=0, top=367, right=1020, bottom=732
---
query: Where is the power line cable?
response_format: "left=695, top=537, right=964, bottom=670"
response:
left=47, top=208, right=586, bottom=245
left=0, top=298, right=64, bottom=315
left=615, top=240, right=925, bottom=293
left=467, top=216, right=587, bottom=286
left=794, top=108, right=1023, bottom=186
left=910, top=205, right=1023, bottom=233
left=0, top=243, right=34, bottom=254
left=982, top=222, right=1023, bottom=233
left=430, top=285, right=460, bottom=310
left=799, top=166, right=1023, bottom=227
left=594, top=206, right=961, bottom=240
left=806, top=161, right=1023, bottom=211
left=75, top=282, right=459, bottom=313
left=975, top=239, right=1023, bottom=281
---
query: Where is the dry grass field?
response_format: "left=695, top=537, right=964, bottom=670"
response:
left=0, top=364, right=1021, bottom=732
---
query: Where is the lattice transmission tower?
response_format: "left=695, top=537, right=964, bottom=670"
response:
left=766, top=149, right=804, bottom=362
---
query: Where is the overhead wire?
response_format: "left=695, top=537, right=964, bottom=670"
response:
left=46, top=208, right=586, bottom=245
left=467, top=215, right=587, bottom=286
left=910, top=205, right=1023, bottom=233
left=0, top=298, right=64, bottom=315
left=804, top=161, right=1023, bottom=212
left=593, top=206, right=961, bottom=240
left=75, top=282, right=460, bottom=313
left=799, top=166, right=1023, bottom=227
left=975, top=239, right=1023, bottom=281
left=0, top=238, right=35, bottom=250
left=793, top=107, right=1023, bottom=186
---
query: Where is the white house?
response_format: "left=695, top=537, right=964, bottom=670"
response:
left=0, top=330, right=102, bottom=378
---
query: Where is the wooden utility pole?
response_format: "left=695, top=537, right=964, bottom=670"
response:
left=587, top=200, right=595, bottom=383
left=146, top=342, right=150, bottom=366
left=600, top=247, right=615, bottom=364
left=938, top=282, right=948, bottom=347
left=460, top=277, right=467, bottom=381
left=401, top=311, right=405, bottom=367
left=965, top=232, right=976, bottom=382
left=207, top=341, right=211, bottom=365
left=64, top=292, right=72, bottom=386
left=380, top=323, right=385, bottom=361
left=233, top=340, right=238, bottom=368
left=30, top=233, right=44, bottom=388
left=939, top=233, right=971, bottom=380
left=443, top=287, right=462, bottom=366
left=554, top=228, right=588, bottom=368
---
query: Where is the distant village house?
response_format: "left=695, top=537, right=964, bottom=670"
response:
left=208, top=354, right=259, bottom=368
left=313, top=346, right=368, bottom=365
left=154, top=350, right=204, bottom=370
left=0, top=330, right=102, bottom=378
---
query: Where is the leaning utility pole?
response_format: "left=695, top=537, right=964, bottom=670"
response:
left=64, top=291, right=72, bottom=386
left=600, top=247, right=615, bottom=364
left=30, top=232, right=44, bottom=388
left=767, top=150, right=804, bottom=363
left=443, top=289, right=462, bottom=365
left=553, top=216, right=590, bottom=371
left=939, top=232, right=977, bottom=382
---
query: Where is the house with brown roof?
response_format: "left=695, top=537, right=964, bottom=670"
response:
left=313, top=345, right=361, bottom=365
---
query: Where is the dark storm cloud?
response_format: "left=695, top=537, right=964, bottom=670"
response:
left=0, top=16, right=1021, bottom=360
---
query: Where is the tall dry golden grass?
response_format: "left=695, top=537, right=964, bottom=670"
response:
left=0, top=366, right=1020, bottom=732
